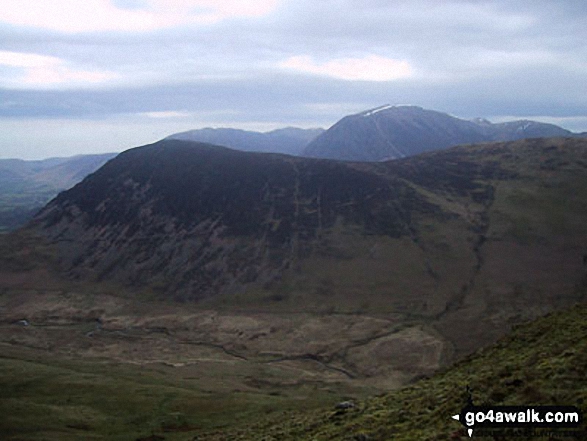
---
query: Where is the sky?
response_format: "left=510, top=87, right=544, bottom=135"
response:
left=1, top=0, right=587, bottom=159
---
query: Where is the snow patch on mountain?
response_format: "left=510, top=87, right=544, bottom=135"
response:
left=363, top=104, right=395, bottom=117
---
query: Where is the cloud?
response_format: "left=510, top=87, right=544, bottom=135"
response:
left=0, top=50, right=116, bottom=88
left=279, top=55, right=413, bottom=82
left=0, top=0, right=278, bottom=33
left=0, top=51, right=60, bottom=68
left=140, top=111, right=191, bottom=118
left=1, top=0, right=587, bottom=159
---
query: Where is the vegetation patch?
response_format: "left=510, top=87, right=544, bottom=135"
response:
left=202, top=303, right=587, bottom=440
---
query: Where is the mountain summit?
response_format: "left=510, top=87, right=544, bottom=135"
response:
left=303, top=105, right=581, bottom=161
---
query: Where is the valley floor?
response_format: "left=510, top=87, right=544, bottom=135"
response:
left=0, top=283, right=444, bottom=440
left=1, top=285, right=585, bottom=440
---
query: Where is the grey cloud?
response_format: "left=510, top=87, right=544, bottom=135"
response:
left=2, top=67, right=586, bottom=121
left=3, top=1, right=585, bottom=83
left=0, top=0, right=586, bottom=158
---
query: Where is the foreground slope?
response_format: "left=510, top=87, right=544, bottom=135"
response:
left=204, top=303, right=587, bottom=440
left=303, top=105, right=584, bottom=161
left=1, top=284, right=583, bottom=440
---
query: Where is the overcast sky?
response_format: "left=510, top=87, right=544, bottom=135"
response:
left=1, top=0, right=586, bottom=159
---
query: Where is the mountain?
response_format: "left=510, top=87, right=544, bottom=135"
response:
left=167, top=126, right=324, bottom=156
left=0, top=153, right=117, bottom=232
left=30, top=137, right=587, bottom=359
left=303, top=105, right=582, bottom=161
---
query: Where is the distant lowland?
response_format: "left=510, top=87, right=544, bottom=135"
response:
left=0, top=153, right=116, bottom=232
left=1, top=107, right=587, bottom=439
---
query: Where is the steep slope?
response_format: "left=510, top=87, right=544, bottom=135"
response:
left=167, top=126, right=324, bottom=156
left=32, top=140, right=432, bottom=300
left=303, top=105, right=581, bottom=161
left=29, top=137, right=587, bottom=361
left=0, top=153, right=116, bottom=232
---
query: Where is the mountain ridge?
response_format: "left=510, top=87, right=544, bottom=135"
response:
left=2, top=136, right=587, bottom=439
left=167, top=126, right=324, bottom=156
left=303, top=105, right=584, bottom=161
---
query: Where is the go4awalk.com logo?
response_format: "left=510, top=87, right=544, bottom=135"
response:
left=451, top=404, right=583, bottom=437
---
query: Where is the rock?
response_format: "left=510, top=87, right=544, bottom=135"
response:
left=335, top=401, right=356, bottom=410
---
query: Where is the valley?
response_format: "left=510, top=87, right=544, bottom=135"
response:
left=0, top=257, right=445, bottom=440
left=1, top=136, right=586, bottom=439
left=0, top=154, right=116, bottom=233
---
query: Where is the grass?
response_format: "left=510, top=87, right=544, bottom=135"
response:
left=0, top=285, right=387, bottom=440
left=201, top=303, right=587, bottom=440
left=0, top=344, right=340, bottom=440
left=5, top=301, right=582, bottom=440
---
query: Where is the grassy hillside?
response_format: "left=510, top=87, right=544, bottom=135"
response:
left=202, top=303, right=587, bottom=440
left=1, top=297, right=584, bottom=440
left=0, top=285, right=353, bottom=441
left=0, top=344, right=338, bottom=441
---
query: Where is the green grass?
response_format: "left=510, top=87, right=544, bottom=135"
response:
left=0, top=345, right=339, bottom=440
left=0, top=353, right=194, bottom=440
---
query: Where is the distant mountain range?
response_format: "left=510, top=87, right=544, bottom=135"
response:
left=167, top=126, right=324, bottom=156
left=3, top=105, right=584, bottom=232
left=0, top=153, right=116, bottom=232
left=303, top=105, right=586, bottom=161
left=166, top=106, right=585, bottom=162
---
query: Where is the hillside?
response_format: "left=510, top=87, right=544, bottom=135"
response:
left=167, top=127, right=324, bottom=156
left=303, top=105, right=583, bottom=161
left=0, top=274, right=583, bottom=440
left=203, top=303, right=587, bottom=440
left=30, top=137, right=587, bottom=360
